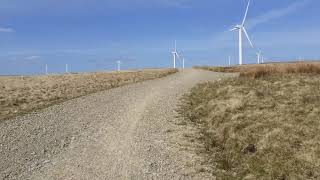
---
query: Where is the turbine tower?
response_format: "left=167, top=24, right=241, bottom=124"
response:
left=256, top=51, right=262, bottom=64
left=66, top=64, right=69, bottom=73
left=171, top=40, right=180, bottom=68
left=182, top=57, right=185, bottom=69
left=117, top=60, right=121, bottom=71
left=230, top=0, right=254, bottom=65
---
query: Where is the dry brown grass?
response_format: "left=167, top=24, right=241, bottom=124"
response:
left=177, top=74, right=320, bottom=179
left=195, top=62, right=320, bottom=78
left=194, top=65, right=241, bottom=73
left=0, top=69, right=177, bottom=121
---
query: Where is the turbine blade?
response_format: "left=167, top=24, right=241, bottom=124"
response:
left=242, top=27, right=254, bottom=48
left=230, top=27, right=238, bottom=31
left=242, top=0, right=251, bottom=25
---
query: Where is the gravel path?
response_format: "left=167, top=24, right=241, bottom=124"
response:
left=0, top=69, right=234, bottom=180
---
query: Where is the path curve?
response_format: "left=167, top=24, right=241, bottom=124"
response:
left=0, top=69, right=235, bottom=179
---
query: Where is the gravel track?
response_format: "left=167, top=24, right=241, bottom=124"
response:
left=0, top=69, right=233, bottom=180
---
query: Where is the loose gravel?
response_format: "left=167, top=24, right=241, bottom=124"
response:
left=0, top=69, right=234, bottom=180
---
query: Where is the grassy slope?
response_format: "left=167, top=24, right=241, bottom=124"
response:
left=0, top=69, right=177, bottom=121
left=177, top=74, right=320, bottom=179
left=194, top=62, right=320, bottom=78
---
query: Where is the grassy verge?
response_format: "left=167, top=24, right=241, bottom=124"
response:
left=0, top=69, right=177, bottom=121
left=194, top=62, right=320, bottom=78
left=193, top=66, right=239, bottom=73
left=177, top=73, right=320, bottom=179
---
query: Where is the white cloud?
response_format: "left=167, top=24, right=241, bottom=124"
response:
left=247, top=0, right=311, bottom=29
left=155, top=0, right=191, bottom=8
left=25, top=56, right=40, bottom=60
left=0, top=27, right=14, bottom=33
left=94, top=0, right=192, bottom=9
left=253, top=28, right=320, bottom=46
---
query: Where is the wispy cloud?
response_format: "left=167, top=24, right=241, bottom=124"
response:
left=25, top=55, right=40, bottom=60
left=0, top=27, right=14, bottom=33
left=155, top=0, right=191, bottom=8
left=247, top=0, right=311, bottom=29
left=210, top=0, right=312, bottom=49
left=99, top=0, right=192, bottom=9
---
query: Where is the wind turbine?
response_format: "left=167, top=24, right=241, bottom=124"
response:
left=230, top=0, right=254, bottom=65
left=65, top=64, right=69, bottom=73
left=256, top=51, right=262, bottom=64
left=183, top=57, right=185, bottom=69
left=45, top=64, right=48, bottom=75
left=228, top=56, right=232, bottom=67
left=117, top=61, right=121, bottom=71
left=171, top=40, right=180, bottom=68
left=179, top=51, right=186, bottom=69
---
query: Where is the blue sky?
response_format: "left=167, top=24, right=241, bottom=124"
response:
left=0, top=0, right=319, bottom=75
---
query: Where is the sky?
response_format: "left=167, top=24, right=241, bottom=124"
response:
left=0, top=0, right=319, bottom=75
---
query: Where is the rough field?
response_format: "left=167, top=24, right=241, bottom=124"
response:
left=0, top=69, right=177, bottom=121
left=0, top=69, right=235, bottom=179
left=194, top=61, right=320, bottom=78
left=177, top=67, right=320, bottom=179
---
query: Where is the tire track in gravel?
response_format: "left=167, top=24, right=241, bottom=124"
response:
left=0, top=69, right=236, bottom=180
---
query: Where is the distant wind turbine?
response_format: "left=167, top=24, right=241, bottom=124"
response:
left=45, top=64, right=48, bottom=75
left=182, top=57, right=185, bottom=69
left=171, top=40, right=180, bottom=68
left=117, top=60, right=121, bottom=71
left=65, top=64, right=69, bottom=73
left=230, top=0, right=254, bottom=65
left=228, top=56, right=231, bottom=67
left=256, top=51, right=262, bottom=64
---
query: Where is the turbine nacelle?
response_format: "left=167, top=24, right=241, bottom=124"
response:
left=230, top=25, right=241, bottom=31
left=235, top=25, right=243, bottom=29
left=171, top=41, right=180, bottom=68
left=172, top=51, right=180, bottom=58
left=256, top=51, right=263, bottom=64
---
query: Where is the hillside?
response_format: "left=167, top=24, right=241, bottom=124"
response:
left=177, top=63, right=320, bottom=179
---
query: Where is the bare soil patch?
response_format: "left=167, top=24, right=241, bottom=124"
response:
left=0, top=69, right=177, bottom=121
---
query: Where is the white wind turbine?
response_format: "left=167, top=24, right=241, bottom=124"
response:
left=230, top=0, right=254, bottom=65
left=256, top=51, right=262, bottom=64
left=117, top=60, right=121, bottom=71
left=178, top=52, right=185, bottom=69
left=180, top=54, right=185, bottom=69
left=65, top=64, right=69, bottom=73
left=171, top=40, right=180, bottom=68
left=182, top=57, right=185, bottom=69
